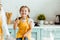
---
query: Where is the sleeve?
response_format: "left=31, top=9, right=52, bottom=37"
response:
left=28, top=18, right=35, bottom=28
left=1, top=7, right=10, bottom=36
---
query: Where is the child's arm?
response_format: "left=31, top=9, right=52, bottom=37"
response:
left=23, top=18, right=34, bottom=37
left=13, top=18, right=19, bottom=30
left=13, top=20, right=17, bottom=30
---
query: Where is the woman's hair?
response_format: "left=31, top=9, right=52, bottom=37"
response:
left=19, top=6, right=30, bottom=18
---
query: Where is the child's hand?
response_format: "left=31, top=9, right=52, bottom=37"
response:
left=24, top=34, right=26, bottom=37
left=15, top=18, right=19, bottom=24
left=29, top=21, right=32, bottom=25
left=14, top=20, right=18, bottom=30
left=14, top=21, right=17, bottom=26
left=23, top=33, right=27, bottom=37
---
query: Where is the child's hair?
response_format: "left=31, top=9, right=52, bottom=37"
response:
left=19, top=6, right=30, bottom=18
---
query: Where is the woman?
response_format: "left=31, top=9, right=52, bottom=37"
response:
left=0, top=4, right=10, bottom=40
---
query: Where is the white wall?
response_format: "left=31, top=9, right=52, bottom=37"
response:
left=2, top=0, right=60, bottom=21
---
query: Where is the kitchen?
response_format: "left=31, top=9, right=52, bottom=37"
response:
left=0, top=0, right=60, bottom=40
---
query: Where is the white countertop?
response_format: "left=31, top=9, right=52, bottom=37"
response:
left=7, top=24, right=60, bottom=29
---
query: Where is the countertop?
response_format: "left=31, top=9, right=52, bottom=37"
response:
left=7, top=24, right=60, bottom=29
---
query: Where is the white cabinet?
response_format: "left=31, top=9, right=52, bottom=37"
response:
left=6, top=25, right=60, bottom=40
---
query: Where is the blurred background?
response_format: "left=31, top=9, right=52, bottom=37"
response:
left=2, top=0, right=60, bottom=22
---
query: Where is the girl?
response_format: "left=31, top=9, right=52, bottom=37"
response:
left=14, top=6, right=34, bottom=40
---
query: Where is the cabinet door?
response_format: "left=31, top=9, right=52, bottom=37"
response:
left=54, top=28, right=60, bottom=40
left=41, top=28, right=60, bottom=40
left=40, top=28, right=54, bottom=40
left=8, top=29, right=15, bottom=37
left=32, top=28, right=40, bottom=40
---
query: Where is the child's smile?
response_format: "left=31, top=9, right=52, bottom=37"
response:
left=20, top=8, right=29, bottom=18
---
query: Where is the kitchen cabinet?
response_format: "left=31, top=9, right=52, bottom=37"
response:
left=4, top=24, right=60, bottom=40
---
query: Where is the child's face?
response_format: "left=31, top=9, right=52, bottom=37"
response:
left=20, top=8, right=29, bottom=18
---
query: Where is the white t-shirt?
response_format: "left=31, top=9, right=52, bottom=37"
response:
left=16, top=17, right=35, bottom=28
left=28, top=18, right=34, bottom=28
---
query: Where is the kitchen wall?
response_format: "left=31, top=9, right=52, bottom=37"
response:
left=2, top=0, right=60, bottom=21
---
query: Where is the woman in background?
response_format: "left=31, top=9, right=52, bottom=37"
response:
left=14, top=6, right=34, bottom=40
left=0, top=3, right=10, bottom=40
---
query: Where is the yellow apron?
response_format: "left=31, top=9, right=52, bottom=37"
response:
left=0, top=16, right=3, bottom=35
left=16, top=18, right=31, bottom=40
left=0, top=15, right=3, bottom=40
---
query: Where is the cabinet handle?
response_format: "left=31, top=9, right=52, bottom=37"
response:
left=9, top=32, right=11, bottom=34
